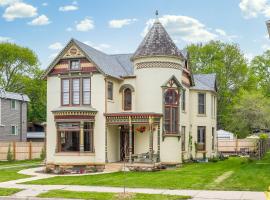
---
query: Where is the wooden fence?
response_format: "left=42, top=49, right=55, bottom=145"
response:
left=0, top=141, right=44, bottom=160
left=218, top=138, right=270, bottom=159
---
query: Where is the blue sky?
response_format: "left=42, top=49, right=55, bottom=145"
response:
left=0, top=0, right=270, bottom=69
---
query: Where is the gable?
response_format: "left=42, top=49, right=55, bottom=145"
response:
left=63, top=45, right=84, bottom=58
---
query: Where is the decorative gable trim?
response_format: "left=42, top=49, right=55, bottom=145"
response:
left=161, top=75, right=184, bottom=90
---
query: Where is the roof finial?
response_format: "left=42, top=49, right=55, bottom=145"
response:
left=155, top=10, right=159, bottom=20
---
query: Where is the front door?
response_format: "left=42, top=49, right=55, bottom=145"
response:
left=120, top=125, right=134, bottom=161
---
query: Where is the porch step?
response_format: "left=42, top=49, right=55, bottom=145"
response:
left=104, top=163, right=124, bottom=172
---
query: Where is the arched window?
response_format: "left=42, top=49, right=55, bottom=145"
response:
left=164, top=89, right=179, bottom=134
left=124, top=88, right=132, bottom=110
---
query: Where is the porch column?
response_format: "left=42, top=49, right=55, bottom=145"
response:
left=149, top=117, right=154, bottom=162
left=157, top=119, right=161, bottom=162
left=105, top=123, right=108, bottom=163
left=129, top=116, right=132, bottom=164
left=80, top=121, right=84, bottom=152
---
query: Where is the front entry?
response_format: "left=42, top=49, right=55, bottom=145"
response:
left=120, top=125, right=134, bottom=161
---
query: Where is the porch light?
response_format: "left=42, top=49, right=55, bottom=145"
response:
left=266, top=20, right=270, bottom=37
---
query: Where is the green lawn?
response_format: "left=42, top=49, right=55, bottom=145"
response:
left=24, top=153, right=270, bottom=191
left=0, top=159, right=42, bottom=182
left=38, top=190, right=191, bottom=200
left=0, top=188, right=22, bottom=196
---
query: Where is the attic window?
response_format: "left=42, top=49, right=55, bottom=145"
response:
left=70, top=60, right=80, bottom=70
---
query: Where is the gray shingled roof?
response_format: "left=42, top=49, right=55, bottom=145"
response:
left=73, top=39, right=133, bottom=78
left=191, top=74, right=217, bottom=92
left=132, top=21, right=184, bottom=60
left=0, top=90, right=30, bottom=102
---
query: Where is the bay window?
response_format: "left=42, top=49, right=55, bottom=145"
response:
left=62, top=79, right=70, bottom=105
left=197, top=126, right=206, bottom=151
left=83, top=78, right=91, bottom=105
left=198, top=93, right=206, bottom=115
left=72, top=79, right=80, bottom=105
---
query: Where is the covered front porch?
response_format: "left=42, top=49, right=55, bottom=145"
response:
left=105, top=113, right=162, bottom=164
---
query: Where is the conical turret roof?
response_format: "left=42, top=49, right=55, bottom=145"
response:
left=132, top=20, right=183, bottom=60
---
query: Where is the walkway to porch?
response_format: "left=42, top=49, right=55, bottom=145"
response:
left=104, top=112, right=162, bottom=164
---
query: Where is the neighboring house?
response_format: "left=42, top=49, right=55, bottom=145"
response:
left=0, top=90, right=30, bottom=141
left=44, top=19, right=217, bottom=171
left=217, top=130, right=235, bottom=140
left=27, top=122, right=45, bottom=142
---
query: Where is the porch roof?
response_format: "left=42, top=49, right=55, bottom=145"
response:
left=104, top=112, right=162, bottom=118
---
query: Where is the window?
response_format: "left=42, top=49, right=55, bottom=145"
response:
left=198, top=93, right=206, bottom=114
left=83, top=78, right=91, bottom=105
left=70, top=60, right=80, bottom=70
left=164, top=89, right=179, bottom=134
left=124, top=88, right=132, bottom=110
left=107, top=81, right=113, bottom=100
left=72, top=79, right=80, bottom=105
left=11, top=100, right=17, bottom=110
left=11, top=125, right=18, bottom=135
left=181, top=90, right=186, bottom=111
left=62, top=79, right=70, bottom=105
left=211, top=95, right=216, bottom=118
left=197, top=126, right=206, bottom=151
left=212, top=127, right=215, bottom=150
left=181, top=126, right=186, bottom=151
left=57, top=122, right=94, bottom=152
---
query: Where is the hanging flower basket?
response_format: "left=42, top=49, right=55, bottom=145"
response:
left=136, top=126, right=146, bottom=133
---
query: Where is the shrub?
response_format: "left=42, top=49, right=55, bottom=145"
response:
left=7, top=144, right=14, bottom=161
left=40, top=147, right=46, bottom=160
left=259, top=133, right=269, bottom=140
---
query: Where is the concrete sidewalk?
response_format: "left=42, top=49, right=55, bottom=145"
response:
left=0, top=167, right=266, bottom=200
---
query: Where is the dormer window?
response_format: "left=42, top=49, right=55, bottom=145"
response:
left=70, top=60, right=80, bottom=70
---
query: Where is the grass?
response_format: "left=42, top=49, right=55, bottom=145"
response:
left=0, top=159, right=43, bottom=182
left=0, top=188, right=22, bottom=196
left=38, top=190, right=191, bottom=200
left=24, top=153, right=270, bottom=191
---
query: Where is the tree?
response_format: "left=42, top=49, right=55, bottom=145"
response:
left=250, top=50, right=270, bottom=97
left=187, top=41, right=251, bottom=129
left=228, top=91, right=270, bottom=138
left=0, top=42, right=39, bottom=92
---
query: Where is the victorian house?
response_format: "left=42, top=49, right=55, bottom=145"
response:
left=44, top=19, right=217, bottom=172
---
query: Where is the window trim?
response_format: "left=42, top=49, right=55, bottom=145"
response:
left=61, top=78, right=70, bottom=106
left=11, top=125, right=18, bottom=136
left=107, top=81, right=113, bottom=101
left=197, top=126, right=206, bottom=151
left=82, top=78, right=91, bottom=105
left=71, top=78, right=80, bottom=105
left=181, top=89, right=186, bottom=112
left=69, top=59, right=81, bottom=71
left=123, top=88, right=132, bottom=111
left=11, top=99, right=17, bottom=110
left=198, top=93, right=206, bottom=115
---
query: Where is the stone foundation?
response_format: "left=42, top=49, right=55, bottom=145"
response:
left=45, top=163, right=105, bottom=174
left=126, top=163, right=166, bottom=172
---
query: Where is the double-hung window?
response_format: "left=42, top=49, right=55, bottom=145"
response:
left=72, top=79, right=80, bottom=105
left=197, top=126, right=206, bottom=151
left=107, top=82, right=113, bottom=100
left=198, top=93, right=206, bottom=115
left=11, top=99, right=17, bottom=110
left=181, top=126, right=186, bottom=151
left=83, top=78, right=91, bottom=105
left=62, top=79, right=70, bottom=105
left=11, top=125, right=18, bottom=135
left=70, top=60, right=80, bottom=70
left=181, top=90, right=186, bottom=111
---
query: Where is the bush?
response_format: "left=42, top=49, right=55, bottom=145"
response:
left=7, top=144, right=14, bottom=161
left=40, top=147, right=46, bottom=160
left=259, top=133, right=269, bottom=140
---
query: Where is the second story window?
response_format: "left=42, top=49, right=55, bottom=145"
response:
left=181, top=90, right=186, bottom=111
left=11, top=125, right=18, bottom=135
left=72, top=79, right=80, bottom=105
left=107, top=81, right=113, bottom=100
left=198, top=93, right=206, bottom=115
left=11, top=99, right=17, bottom=110
left=70, top=60, right=80, bottom=70
left=62, top=77, right=91, bottom=106
left=124, top=88, right=132, bottom=110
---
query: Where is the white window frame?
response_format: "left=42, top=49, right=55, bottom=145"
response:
left=11, top=125, right=18, bottom=135
left=11, top=99, right=17, bottom=110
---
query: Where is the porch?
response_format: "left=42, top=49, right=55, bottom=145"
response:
left=104, top=112, right=162, bottom=164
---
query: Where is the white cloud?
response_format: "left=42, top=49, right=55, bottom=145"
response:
left=59, top=5, right=78, bottom=12
left=215, top=28, right=238, bottom=41
left=76, top=18, right=94, bottom=31
left=3, top=2, right=37, bottom=21
left=83, top=41, right=111, bottom=51
left=262, top=43, right=270, bottom=50
left=0, top=0, right=18, bottom=7
left=109, top=18, right=137, bottom=28
left=143, top=15, right=217, bottom=43
left=0, top=36, right=12, bottom=42
left=28, top=14, right=50, bottom=26
left=49, top=42, right=63, bottom=50
left=42, top=2, right=48, bottom=6
left=215, top=29, right=226, bottom=36
left=239, top=0, right=270, bottom=19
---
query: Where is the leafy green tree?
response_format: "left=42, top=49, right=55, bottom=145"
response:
left=187, top=41, right=251, bottom=129
left=228, top=91, right=270, bottom=138
left=250, top=50, right=270, bottom=96
left=0, top=42, right=39, bottom=92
